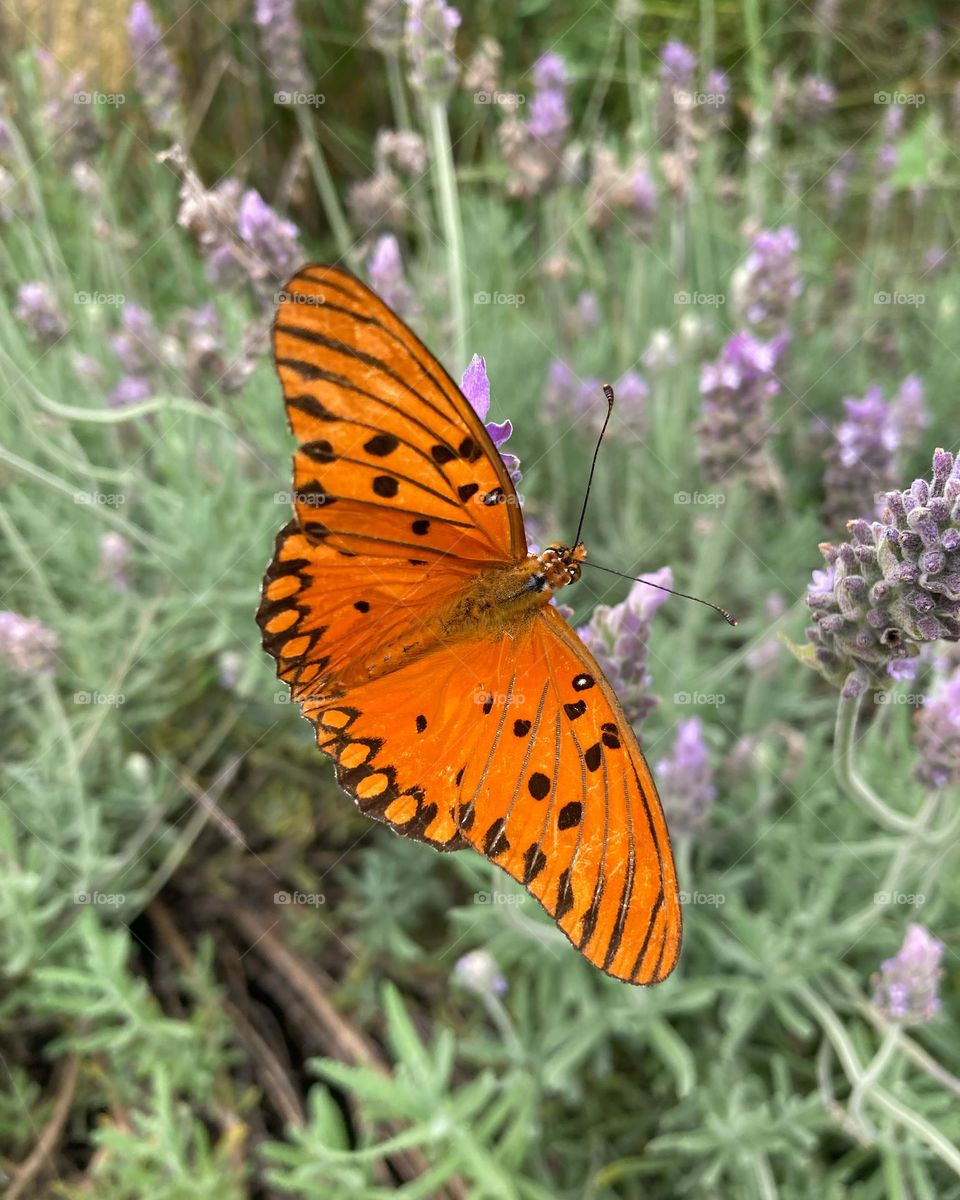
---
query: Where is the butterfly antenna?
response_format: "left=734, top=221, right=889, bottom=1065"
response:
left=583, top=562, right=739, bottom=626
left=573, top=383, right=615, bottom=548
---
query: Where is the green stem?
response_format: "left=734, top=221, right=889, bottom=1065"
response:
left=799, top=985, right=960, bottom=1177
left=293, top=106, right=354, bottom=265
left=850, top=1025, right=902, bottom=1138
left=385, top=51, right=413, bottom=131
left=425, top=100, right=468, bottom=368
left=834, top=693, right=918, bottom=835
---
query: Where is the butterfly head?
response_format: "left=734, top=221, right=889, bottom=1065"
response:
left=538, top=542, right=587, bottom=590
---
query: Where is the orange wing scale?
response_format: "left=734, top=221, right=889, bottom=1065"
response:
left=258, top=264, right=682, bottom=985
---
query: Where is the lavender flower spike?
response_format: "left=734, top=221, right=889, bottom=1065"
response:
left=237, top=188, right=302, bottom=283
left=872, top=924, right=944, bottom=1025
left=914, top=665, right=960, bottom=789
left=656, top=718, right=715, bottom=839
left=732, top=226, right=802, bottom=331
left=695, top=330, right=787, bottom=492
left=367, top=234, right=415, bottom=317
left=404, top=0, right=461, bottom=101
left=127, top=1, right=183, bottom=136
left=578, top=568, right=673, bottom=727
left=255, top=0, right=311, bottom=99
left=461, top=355, right=521, bottom=484
left=795, top=449, right=960, bottom=697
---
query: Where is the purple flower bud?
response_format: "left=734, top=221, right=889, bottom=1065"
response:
left=872, top=924, right=944, bottom=1024
left=109, top=375, right=153, bottom=408
left=14, top=282, right=66, bottom=346
left=696, top=330, right=787, bottom=489
left=0, top=611, right=59, bottom=676
left=237, top=188, right=301, bottom=282
left=367, top=234, right=415, bottom=317
left=127, top=1, right=183, bottom=135
left=656, top=718, right=715, bottom=838
left=110, top=303, right=159, bottom=374
left=578, top=569, right=672, bottom=727
left=733, top=226, right=802, bottom=330
left=659, top=40, right=697, bottom=88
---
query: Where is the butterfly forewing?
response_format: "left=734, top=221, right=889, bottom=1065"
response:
left=274, top=267, right=525, bottom=563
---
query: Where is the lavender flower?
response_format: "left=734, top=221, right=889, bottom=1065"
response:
left=110, top=303, right=159, bottom=374
left=0, top=612, right=59, bottom=677
left=347, top=169, right=409, bottom=233
left=365, top=0, right=405, bottom=53
left=659, top=40, right=697, bottom=89
left=127, top=1, right=183, bottom=136
left=255, top=0, right=311, bottom=99
left=822, top=386, right=898, bottom=531
left=176, top=304, right=229, bottom=397
left=914, top=666, right=960, bottom=789
left=237, top=188, right=302, bottom=282
left=527, top=53, right=569, bottom=146
left=822, top=378, right=929, bottom=532
left=656, top=41, right=697, bottom=149
left=695, top=330, right=787, bottom=491
left=872, top=924, right=944, bottom=1025
left=367, top=234, right=415, bottom=317
left=98, top=533, right=132, bottom=592
left=461, top=354, right=521, bottom=484
left=732, top=226, right=802, bottom=331
left=14, top=282, right=66, bottom=346
left=656, top=718, right=715, bottom=838
left=404, top=0, right=461, bottom=101
left=500, top=51, right=570, bottom=198
left=796, top=75, right=837, bottom=119
left=797, top=449, right=960, bottom=697
left=454, top=949, right=507, bottom=997
left=578, top=568, right=672, bottom=727
left=108, top=375, right=153, bottom=408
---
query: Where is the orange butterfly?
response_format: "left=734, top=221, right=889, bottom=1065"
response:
left=257, top=266, right=681, bottom=984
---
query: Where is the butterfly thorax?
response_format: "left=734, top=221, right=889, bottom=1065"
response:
left=342, top=544, right=586, bottom=685
left=435, top=542, right=585, bottom=636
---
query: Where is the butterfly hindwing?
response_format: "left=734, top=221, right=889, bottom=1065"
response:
left=292, top=606, right=680, bottom=985
left=273, top=266, right=525, bottom=564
